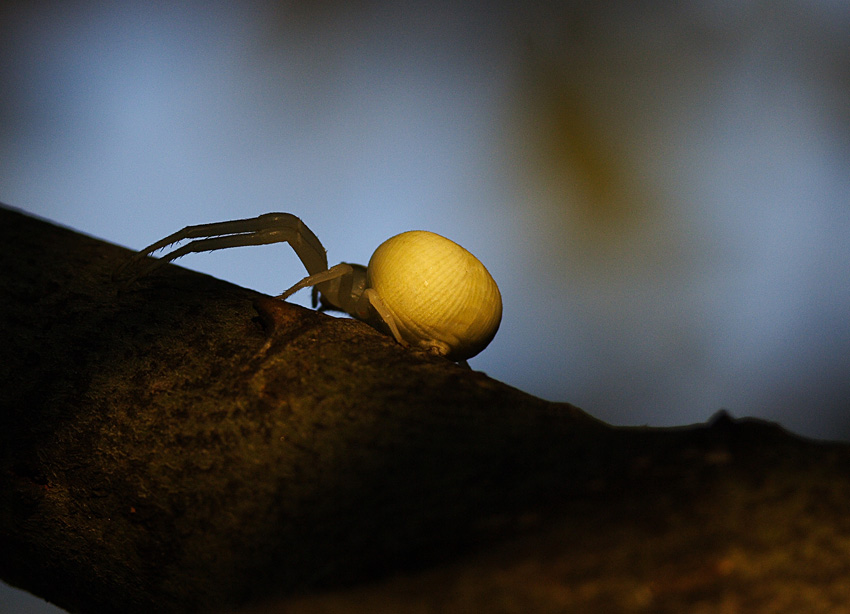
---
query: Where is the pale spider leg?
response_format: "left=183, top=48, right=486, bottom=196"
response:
left=276, top=263, right=353, bottom=304
left=310, top=263, right=368, bottom=310
left=116, top=214, right=328, bottom=281
left=360, top=290, right=455, bottom=357
left=136, top=213, right=324, bottom=264
left=359, top=288, right=407, bottom=347
left=281, top=268, right=407, bottom=347
left=129, top=229, right=317, bottom=281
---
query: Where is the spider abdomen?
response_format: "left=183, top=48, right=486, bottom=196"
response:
left=366, top=231, right=502, bottom=361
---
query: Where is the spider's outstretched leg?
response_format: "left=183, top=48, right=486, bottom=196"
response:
left=276, top=263, right=353, bottom=302
left=278, top=262, right=373, bottom=314
left=115, top=213, right=328, bottom=282
left=276, top=265, right=407, bottom=347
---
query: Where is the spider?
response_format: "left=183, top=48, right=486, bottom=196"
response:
left=117, top=213, right=502, bottom=361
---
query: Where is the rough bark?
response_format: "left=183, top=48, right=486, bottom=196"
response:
left=1, top=204, right=849, bottom=614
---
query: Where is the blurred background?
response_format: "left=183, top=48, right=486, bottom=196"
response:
left=1, top=1, right=848, bottom=610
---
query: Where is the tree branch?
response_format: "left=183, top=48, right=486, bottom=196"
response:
left=2, top=204, right=849, bottom=614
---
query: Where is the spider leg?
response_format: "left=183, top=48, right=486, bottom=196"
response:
left=276, top=263, right=353, bottom=303
left=360, top=288, right=407, bottom=347
left=115, top=213, right=328, bottom=281
left=359, top=289, right=455, bottom=357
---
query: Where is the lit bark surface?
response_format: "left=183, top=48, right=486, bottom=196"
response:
left=1, top=205, right=849, bottom=614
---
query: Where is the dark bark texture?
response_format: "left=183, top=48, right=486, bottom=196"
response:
left=2, top=204, right=850, bottom=614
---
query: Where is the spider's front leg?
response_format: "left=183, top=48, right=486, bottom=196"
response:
left=114, top=213, right=328, bottom=282
left=276, top=263, right=355, bottom=305
left=277, top=262, right=371, bottom=317
left=276, top=263, right=407, bottom=348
